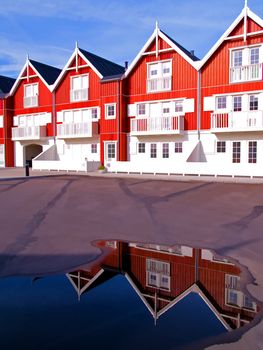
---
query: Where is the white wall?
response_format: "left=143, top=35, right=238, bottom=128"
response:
left=14, top=139, right=54, bottom=167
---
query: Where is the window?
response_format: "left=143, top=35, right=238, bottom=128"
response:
left=217, top=141, right=226, bottom=153
left=162, top=143, right=169, bottom=158
left=216, top=96, right=227, bottom=110
left=175, top=100, right=183, bottom=113
left=175, top=142, right=183, bottom=153
left=248, top=141, right=257, bottom=163
left=71, top=75, right=88, bottom=102
left=147, top=61, right=172, bottom=92
left=250, top=47, right=259, bottom=65
left=249, top=95, right=258, bottom=111
left=137, top=104, right=146, bottom=116
left=232, top=50, right=243, bottom=67
left=91, top=108, right=98, bottom=119
left=106, top=143, right=116, bottom=161
left=105, top=104, right=116, bottom=119
left=91, top=144, right=97, bottom=153
left=24, top=83, right=38, bottom=108
left=138, top=143, right=145, bottom=153
left=146, top=259, right=170, bottom=290
left=150, top=143, right=157, bottom=158
left=232, top=141, right=241, bottom=163
left=233, top=96, right=242, bottom=112
left=226, top=275, right=239, bottom=289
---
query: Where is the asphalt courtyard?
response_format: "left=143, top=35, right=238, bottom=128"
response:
left=0, top=171, right=263, bottom=349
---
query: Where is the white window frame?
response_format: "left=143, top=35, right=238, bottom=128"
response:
left=24, top=83, right=39, bottom=108
left=70, top=74, right=89, bottom=102
left=105, top=103, right=116, bottom=120
left=147, top=59, right=172, bottom=93
left=146, top=258, right=171, bottom=291
left=104, top=141, right=117, bottom=161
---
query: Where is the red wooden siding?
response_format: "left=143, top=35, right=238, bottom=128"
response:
left=126, top=36, right=198, bottom=131
left=201, top=17, right=263, bottom=130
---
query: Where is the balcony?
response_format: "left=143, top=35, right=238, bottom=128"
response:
left=130, top=116, right=184, bottom=136
left=147, top=77, right=171, bottom=93
left=24, top=96, right=38, bottom=108
left=230, top=63, right=262, bottom=83
left=70, top=88, right=88, bottom=102
left=12, top=126, right=46, bottom=140
left=57, top=122, right=97, bottom=138
left=211, top=111, right=263, bottom=132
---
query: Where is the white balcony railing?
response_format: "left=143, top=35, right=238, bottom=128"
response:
left=147, top=77, right=171, bottom=93
left=24, top=96, right=38, bottom=108
left=230, top=63, right=262, bottom=83
left=211, top=111, right=263, bottom=132
left=70, top=88, right=88, bottom=102
left=130, top=116, right=184, bottom=135
left=12, top=126, right=46, bottom=140
left=57, top=122, right=92, bottom=138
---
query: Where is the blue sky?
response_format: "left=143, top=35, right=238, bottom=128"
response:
left=0, top=0, right=262, bottom=78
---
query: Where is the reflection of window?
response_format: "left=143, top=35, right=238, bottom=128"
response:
left=146, top=259, right=170, bottom=290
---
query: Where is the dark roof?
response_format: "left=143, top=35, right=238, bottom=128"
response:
left=79, top=48, right=125, bottom=77
left=0, top=75, right=16, bottom=94
left=160, top=30, right=200, bottom=61
left=29, top=59, right=62, bottom=85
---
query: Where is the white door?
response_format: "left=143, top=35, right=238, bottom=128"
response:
left=105, top=142, right=116, bottom=161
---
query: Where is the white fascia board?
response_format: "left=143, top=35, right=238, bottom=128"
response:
left=9, top=60, right=29, bottom=96
left=124, top=29, right=157, bottom=77
left=199, top=8, right=263, bottom=70
left=78, top=49, right=103, bottom=79
left=51, top=48, right=78, bottom=92
left=28, top=61, right=53, bottom=92
left=52, top=48, right=103, bottom=92
left=158, top=31, right=198, bottom=70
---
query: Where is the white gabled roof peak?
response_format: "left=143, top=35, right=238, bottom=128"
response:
left=199, top=6, right=263, bottom=69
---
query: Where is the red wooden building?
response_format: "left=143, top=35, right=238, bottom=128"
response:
left=0, top=75, right=16, bottom=167
left=9, top=58, right=61, bottom=167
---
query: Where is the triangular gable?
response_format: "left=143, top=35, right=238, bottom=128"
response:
left=9, top=58, right=59, bottom=95
left=125, top=25, right=199, bottom=77
left=198, top=6, right=263, bottom=69
left=52, top=47, right=103, bottom=92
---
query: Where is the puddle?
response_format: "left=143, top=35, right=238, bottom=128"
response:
left=0, top=241, right=260, bottom=350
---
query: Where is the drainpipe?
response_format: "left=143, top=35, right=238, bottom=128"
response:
left=197, top=70, right=201, bottom=141
left=117, top=80, right=121, bottom=161
left=52, top=91, right=56, bottom=145
left=3, top=97, right=6, bottom=167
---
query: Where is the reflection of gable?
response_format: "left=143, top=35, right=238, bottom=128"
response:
left=125, top=272, right=231, bottom=331
left=67, top=269, right=117, bottom=300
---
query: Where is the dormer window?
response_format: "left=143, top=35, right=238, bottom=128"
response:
left=24, top=83, right=38, bottom=108
left=147, top=60, right=172, bottom=93
left=70, top=74, right=89, bottom=102
left=230, top=46, right=262, bottom=83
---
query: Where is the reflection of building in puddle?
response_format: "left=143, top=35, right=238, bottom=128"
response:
left=67, top=241, right=258, bottom=330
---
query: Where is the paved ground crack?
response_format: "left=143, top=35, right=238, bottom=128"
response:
left=0, top=178, right=76, bottom=271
